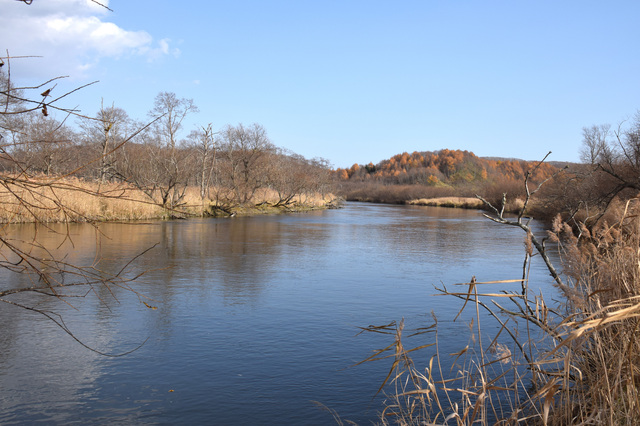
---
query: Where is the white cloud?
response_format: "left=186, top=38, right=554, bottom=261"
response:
left=0, top=0, right=175, bottom=79
left=159, top=39, right=170, bottom=55
left=149, top=38, right=180, bottom=60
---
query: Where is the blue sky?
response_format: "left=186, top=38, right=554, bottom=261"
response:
left=2, top=0, right=639, bottom=168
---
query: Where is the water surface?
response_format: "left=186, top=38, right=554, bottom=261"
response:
left=0, top=203, right=557, bottom=424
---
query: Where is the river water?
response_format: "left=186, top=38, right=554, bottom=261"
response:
left=0, top=202, right=557, bottom=424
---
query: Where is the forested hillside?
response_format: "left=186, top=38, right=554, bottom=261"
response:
left=333, top=149, right=560, bottom=206
left=335, top=149, right=558, bottom=185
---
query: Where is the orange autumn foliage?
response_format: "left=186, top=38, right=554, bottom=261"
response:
left=333, top=149, right=558, bottom=188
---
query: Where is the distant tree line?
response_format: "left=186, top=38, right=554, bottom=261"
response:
left=333, top=148, right=560, bottom=205
left=335, top=149, right=558, bottom=186
left=0, top=72, right=331, bottom=212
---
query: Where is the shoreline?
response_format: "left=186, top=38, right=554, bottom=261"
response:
left=0, top=176, right=341, bottom=224
left=0, top=200, right=342, bottom=224
left=205, top=198, right=344, bottom=218
left=344, top=196, right=528, bottom=215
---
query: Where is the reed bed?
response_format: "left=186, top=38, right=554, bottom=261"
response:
left=408, top=197, right=485, bottom=209
left=0, top=177, right=176, bottom=223
left=359, top=198, right=640, bottom=425
left=0, top=176, right=337, bottom=223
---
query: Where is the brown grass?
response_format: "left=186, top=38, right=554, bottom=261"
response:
left=408, top=197, right=485, bottom=209
left=544, top=201, right=640, bottom=424
left=358, top=198, right=640, bottom=425
left=338, top=182, right=459, bottom=204
left=0, top=176, right=337, bottom=223
left=0, top=177, right=162, bottom=223
left=408, top=196, right=526, bottom=213
left=337, top=179, right=529, bottom=212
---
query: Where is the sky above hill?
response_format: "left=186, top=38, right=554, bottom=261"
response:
left=2, top=0, right=639, bottom=168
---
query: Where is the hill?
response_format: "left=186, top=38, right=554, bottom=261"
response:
left=335, top=149, right=559, bottom=186
left=332, top=149, right=563, bottom=207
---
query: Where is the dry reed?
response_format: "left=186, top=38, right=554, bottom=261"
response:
left=408, top=197, right=485, bottom=209
left=0, top=176, right=337, bottom=223
left=0, top=177, right=173, bottom=222
left=358, top=198, right=640, bottom=425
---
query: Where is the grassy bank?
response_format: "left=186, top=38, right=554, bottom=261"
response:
left=408, top=196, right=529, bottom=215
left=0, top=176, right=338, bottom=223
left=338, top=179, right=527, bottom=209
left=407, top=196, right=485, bottom=209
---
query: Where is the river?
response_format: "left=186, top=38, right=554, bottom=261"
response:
left=0, top=202, right=557, bottom=424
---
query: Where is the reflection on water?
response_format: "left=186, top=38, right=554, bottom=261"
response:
left=0, top=203, right=557, bottom=424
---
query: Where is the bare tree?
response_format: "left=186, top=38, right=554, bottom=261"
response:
left=111, top=92, right=199, bottom=211
left=0, top=67, right=27, bottom=147
left=217, top=123, right=275, bottom=206
left=149, top=91, right=198, bottom=151
left=572, top=112, right=640, bottom=225
left=116, top=133, right=187, bottom=211
left=79, top=102, right=132, bottom=182
left=266, top=150, right=331, bottom=207
left=580, top=124, right=611, bottom=165
left=121, top=92, right=199, bottom=210
left=187, top=123, right=218, bottom=200
left=615, top=112, right=640, bottom=173
left=267, top=150, right=309, bottom=206
left=13, top=112, right=77, bottom=175
left=308, top=156, right=333, bottom=198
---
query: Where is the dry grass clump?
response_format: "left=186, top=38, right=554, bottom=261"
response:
left=408, top=196, right=525, bottom=212
left=359, top=198, right=640, bottom=425
left=408, top=197, right=484, bottom=209
left=544, top=200, right=640, bottom=424
left=360, top=276, right=551, bottom=425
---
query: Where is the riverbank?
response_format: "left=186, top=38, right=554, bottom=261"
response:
left=407, top=196, right=484, bottom=209
left=407, top=195, right=527, bottom=214
left=0, top=176, right=340, bottom=223
left=338, top=180, right=529, bottom=213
